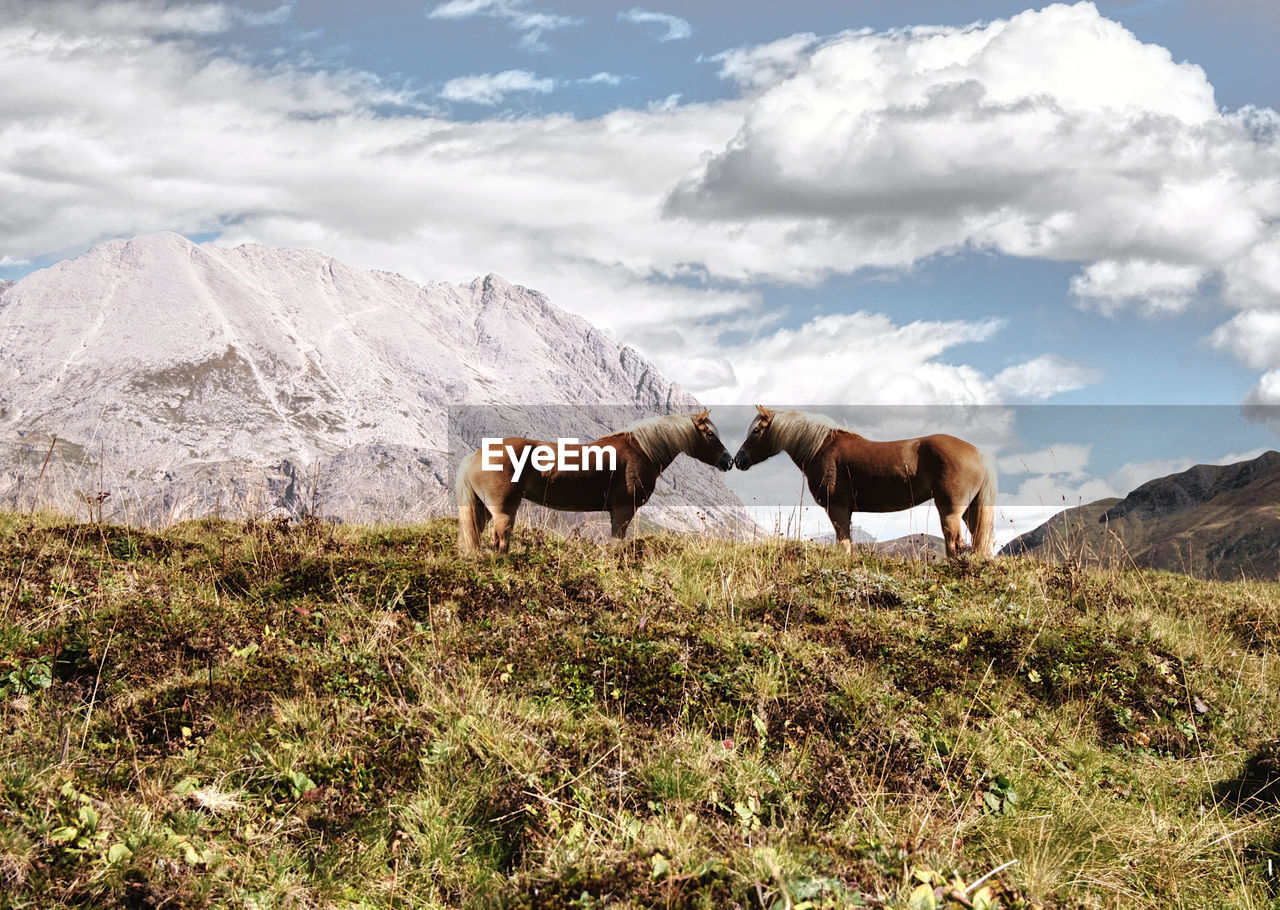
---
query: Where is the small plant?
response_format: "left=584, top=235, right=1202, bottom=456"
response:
left=1, top=656, right=52, bottom=696
left=981, top=772, right=1018, bottom=816
left=49, top=786, right=108, bottom=855
left=908, top=866, right=1010, bottom=910
left=284, top=769, right=318, bottom=800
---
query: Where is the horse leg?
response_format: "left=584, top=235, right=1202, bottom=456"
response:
left=826, top=502, right=855, bottom=556
left=488, top=489, right=525, bottom=553
left=491, top=508, right=519, bottom=553
left=962, top=498, right=981, bottom=555
left=609, top=503, right=636, bottom=542
left=936, top=499, right=966, bottom=559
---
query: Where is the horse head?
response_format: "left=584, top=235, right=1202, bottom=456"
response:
left=733, top=405, right=778, bottom=470
left=691, top=409, right=734, bottom=472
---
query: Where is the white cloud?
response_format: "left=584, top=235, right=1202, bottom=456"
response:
left=670, top=4, right=1269, bottom=277
left=425, top=0, right=581, bottom=52
left=619, top=7, right=691, bottom=43
left=998, top=444, right=1093, bottom=481
left=0, top=0, right=291, bottom=35
left=1212, top=315, right=1280, bottom=425
left=668, top=4, right=1231, bottom=249
left=1247, top=371, right=1280, bottom=406
left=1004, top=474, right=1118, bottom=509
left=1070, top=258, right=1207, bottom=315
left=440, top=69, right=556, bottom=105
left=662, top=2, right=1280, bottom=403
left=646, top=93, right=682, bottom=114
left=994, top=354, right=1101, bottom=400
left=234, top=2, right=292, bottom=27
left=1221, top=235, right=1280, bottom=309
left=997, top=505, right=1084, bottom=546
left=1109, top=457, right=1198, bottom=498
left=706, top=32, right=821, bottom=90
left=690, top=311, right=1006, bottom=404
left=1210, top=310, right=1280, bottom=370
left=582, top=72, right=624, bottom=86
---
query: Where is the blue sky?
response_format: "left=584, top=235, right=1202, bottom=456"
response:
left=2, top=0, right=1279, bottom=537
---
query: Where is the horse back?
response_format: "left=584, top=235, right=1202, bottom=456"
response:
left=914, top=433, right=988, bottom=490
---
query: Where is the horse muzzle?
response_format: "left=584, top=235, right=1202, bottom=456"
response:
left=716, top=451, right=734, bottom=472
left=733, top=451, right=751, bottom=471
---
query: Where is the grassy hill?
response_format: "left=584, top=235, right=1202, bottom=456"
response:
left=2, top=513, right=1280, bottom=909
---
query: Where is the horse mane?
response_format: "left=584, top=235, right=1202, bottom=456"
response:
left=623, top=413, right=700, bottom=465
left=771, top=410, right=838, bottom=463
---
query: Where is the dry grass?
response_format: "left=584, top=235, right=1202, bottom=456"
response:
left=0, top=511, right=1278, bottom=908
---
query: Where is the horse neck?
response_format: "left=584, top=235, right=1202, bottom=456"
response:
left=641, top=438, right=682, bottom=472
left=624, top=416, right=696, bottom=473
left=783, top=443, right=809, bottom=470
left=783, top=439, right=826, bottom=471
left=774, top=414, right=837, bottom=467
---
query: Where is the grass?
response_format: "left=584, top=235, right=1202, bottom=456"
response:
left=1, top=511, right=1279, bottom=908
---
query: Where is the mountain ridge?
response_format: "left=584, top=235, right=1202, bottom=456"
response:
left=1002, top=450, right=1280, bottom=579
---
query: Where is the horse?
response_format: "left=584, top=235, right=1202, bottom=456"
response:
left=456, top=410, right=733, bottom=553
left=732, top=406, right=997, bottom=559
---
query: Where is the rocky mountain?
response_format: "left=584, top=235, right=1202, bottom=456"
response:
left=0, top=233, right=750, bottom=534
left=1002, top=451, right=1280, bottom=579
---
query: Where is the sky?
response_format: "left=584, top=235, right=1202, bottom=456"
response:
left=2, top=0, right=1279, bottom=540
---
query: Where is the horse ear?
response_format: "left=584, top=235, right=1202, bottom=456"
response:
left=755, top=404, right=773, bottom=418
left=694, top=409, right=710, bottom=422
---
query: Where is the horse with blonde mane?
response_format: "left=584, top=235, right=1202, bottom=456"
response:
left=733, top=406, right=997, bottom=559
left=456, top=410, right=733, bottom=553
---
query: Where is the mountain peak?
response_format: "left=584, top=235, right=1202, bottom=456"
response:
left=474, top=272, right=551, bottom=311
left=89, top=230, right=197, bottom=260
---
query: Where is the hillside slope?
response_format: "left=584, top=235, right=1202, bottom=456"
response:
left=0, top=234, right=747, bottom=533
left=1002, top=451, right=1280, bottom=579
left=2, top=512, right=1279, bottom=908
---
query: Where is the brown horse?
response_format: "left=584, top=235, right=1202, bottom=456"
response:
left=733, top=406, right=996, bottom=558
left=456, top=410, right=733, bottom=553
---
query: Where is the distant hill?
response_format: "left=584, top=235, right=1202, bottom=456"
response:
left=1002, top=451, right=1280, bottom=579
left=872, top=533, right=945, bottom=561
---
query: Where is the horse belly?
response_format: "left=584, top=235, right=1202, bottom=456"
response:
left=844, top=471, right=931, bottom=513
left=524, top=471, right=614, bottom=512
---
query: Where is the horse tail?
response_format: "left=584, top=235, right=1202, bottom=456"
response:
left=456, top=451, right=487, bottom=554
left=967, top=453, right=998, bottom=557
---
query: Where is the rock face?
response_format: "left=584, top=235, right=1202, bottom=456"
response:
left=1002, top=451, right=1280, bottom=579
left=0, top=233, right=750, bottom=534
